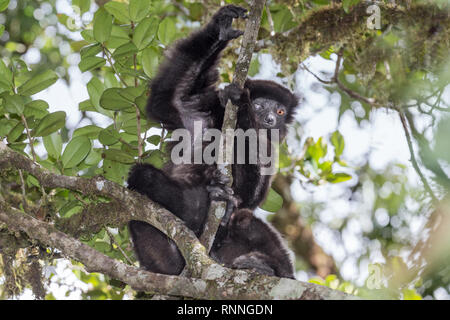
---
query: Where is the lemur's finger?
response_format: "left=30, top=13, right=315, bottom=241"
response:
left=218, top=5, right=247, bottom=19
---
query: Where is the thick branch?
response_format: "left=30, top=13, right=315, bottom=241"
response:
left=0, top=199, right=356, bottom=300
left=269, top=2, right=449, bottom=70
left=0, top=140, right=211, bottom=275
left=0, top=141, right=357, bottom=300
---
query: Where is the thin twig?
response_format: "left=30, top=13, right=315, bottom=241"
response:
left=397, top=109, right=438, bottom=203
left=129, top=21, right=143, bottom=161
left=102, top=45, right=128, bottom=87
left=105, top=228, right=134, bottom=265
left=135, top=106, right=143, bottom=160
left=20, top=114, right=37, bottom=162
left=302, top=51, right=378, bottom=107
left=333, top=49, right=378, bottom=107
left=301, top=63, right=333, bottom=84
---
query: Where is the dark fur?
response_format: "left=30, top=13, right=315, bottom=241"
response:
left=211, top=209, right=294, bottom=279
left=128, top=5, right=297, bottom=278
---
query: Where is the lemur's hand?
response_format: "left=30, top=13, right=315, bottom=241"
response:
left=219, top=83, right=251, bottom=107
left=207, top=168, right=239, bottom=207
left=207, top=169, right=240, bottom=230
left=212, top=5, right=248, bottom=41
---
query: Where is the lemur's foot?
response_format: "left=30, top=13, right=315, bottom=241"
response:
left=212, top=5, right=248, bottom=41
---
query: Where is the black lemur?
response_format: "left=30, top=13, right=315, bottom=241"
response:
left=128, top=5, right=298, bottom=278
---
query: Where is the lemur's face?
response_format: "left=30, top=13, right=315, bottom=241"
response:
left=252, top=97, right=287, bottom=129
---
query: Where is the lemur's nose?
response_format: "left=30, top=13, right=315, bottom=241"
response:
left=264, top=114, right=275, bottom=126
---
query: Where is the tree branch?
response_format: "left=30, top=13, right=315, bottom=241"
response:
left=397, top=109, right=438, bottom=203
left=199, top=0, right=265, bottom=254
left=270, top=2, right=449, bottom=69
left=0, top=140, right=212, bottom=276
left=0, top=199, right=356, bottom=299
left=0, top=141, right=357, bottom=300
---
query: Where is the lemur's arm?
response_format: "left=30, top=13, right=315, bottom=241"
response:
left=146, top=5, right=248, bottom=133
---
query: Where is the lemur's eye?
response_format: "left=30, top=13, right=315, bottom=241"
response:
left=277, top=108, right=285, bottom=116
left=254, top=103, right=263, bottom=110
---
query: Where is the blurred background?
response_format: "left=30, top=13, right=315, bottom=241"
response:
left=0, top=0, right=449, bottom=300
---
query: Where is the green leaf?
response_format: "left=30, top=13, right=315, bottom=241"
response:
left=113, top=42, right=138, bottom=60
left=93, top=7, right=113, bottom=43
left=121, top=139, right=138, bottom=156
left=147, top=135, right=161, bottom=146
left=133, top=16, right=159, bottom=50
left=100, top=88, right=134, bottom=111
left=17, top=70, right=58, bottom=96
left=26, top=175, right=40, bottom=188
left=135, top=90, right=147, bottom=115
left=307, top=137, right=327, bottom=163
left=100, top=87, right=144, bottom=111
left=84, top=148, right=102, bottom=166
left=59, top=200, right=83, bottom=218
left=103, top=149, right=135, bottom=164
left=3, top=94, right=25, bottom=114
left=80, top=43, right=103, bottom=58
left=104, top=1, right=130, bottom=23
left=78, top=99, right=96, bottom=112
left=102, top=159, right=130, bottom=184
left=0, top=118, right=18, bottom=137
left=72, top=41, right=91, bottom=53
left=260, top=188, right=283, bottom=212
left=73, top=0, right=90, bottom=14
left=271, top=6, right=296, bottom=33
left=32, top=111, right=66, bottom=137
left=7, top=122, right=25, bottom=142
left=141, top=47, right=159, bottom=77
left=73, top=125, right=103, bottom=139
left=80, top=30, right=95, bottom=43
left=105, top=25, right=130, bottom=49
left=79, top=56, right=106, bottom=72
left=0, top=59, right=13, bottom=91
left=87, top=77, right=104, bottom=110
left=99, top=126, right=120, bottom=145
left=0, top=25, right=4, bottom=38
left=331, top=130, right=345, bottom=158
left=318, top=161, right=333, bottom=175
left=61, top=136, right=92, bottom=169
left=86, top=77, right=112, bottom=117
left=402, top=288, right=422, bottom=300
left=145, top=149, right=165, bottom=169
left=24, top=100, right=49, bottom=119
left=129, top=0, right=151, bottom=22
left=342, top=0, right=361, bottom=13
left=104, top=70, right=120, bottom=88
left=43, top=132, right=62, bottom=159
left=248, top=56, right=261, bottom=77
left=327, top=172, right=352, bottom=183
left=0, top=0, right=9, bottom=12
left=157, top=17, right=176, bottom=46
